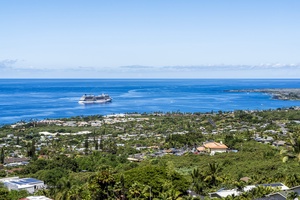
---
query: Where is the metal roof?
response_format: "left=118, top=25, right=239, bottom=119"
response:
left=5, top=178, right=43, bottom=186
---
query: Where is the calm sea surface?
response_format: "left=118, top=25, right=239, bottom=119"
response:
left=0, top=79, right=299, bottom=125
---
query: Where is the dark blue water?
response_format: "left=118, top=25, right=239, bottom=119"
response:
left=0, top=79, right=299, bottom=125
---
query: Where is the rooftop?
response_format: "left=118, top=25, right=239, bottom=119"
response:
left=2, top=178, right=43, bottom=186
left=21, top=196, right=52, bottom=200
left=203, top=142, right=228, bottom=149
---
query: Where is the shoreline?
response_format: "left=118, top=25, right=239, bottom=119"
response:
left=227, top=88, right=300, bottom=100
left=2, top=105, right=300, bottom=127
left=4, top=106, right=300, bottom=127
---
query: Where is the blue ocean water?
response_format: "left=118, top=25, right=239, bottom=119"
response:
left=0, top=79, right=299, bottom=125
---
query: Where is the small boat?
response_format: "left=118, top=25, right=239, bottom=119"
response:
left=78, top=94, right=112, bottom=104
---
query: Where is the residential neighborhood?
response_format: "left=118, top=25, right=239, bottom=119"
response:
left=0, top=108, right=299, bottom=199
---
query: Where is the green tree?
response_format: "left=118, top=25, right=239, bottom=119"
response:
left=244, top=186, right=278, bottom=199
left=155, top=192, right=169, bottom=200
left=7, top=189, right=29, bottom=200
left=128, top=182, right=144, bottom=199
left=100, top=135, right=104, bottom=150
left=0, top=148, right=4, bottom=164
left=85, top=138, right=89, bottom=155
left=36, top=168, right=68, bottom=187
left=204, top=162, right=222, bottom=187
left=47, top=155, right=79, bottom=172
left=165, top=188, right=183, bottom=200
left=34, top=189, right=51, bottom=199
left=88, top=168, right=116, bottom=199
left=27, top=140, right=36, bottom=159
left=68, top=184, right=91, bottom=200
left=289, top=133, right=300, bottom=153
left=55, top=177, right=72, bottom=200
left=0, top=170, right=6, bottom=178
left=0, top=187, right=9, bottom=200
left=94, top=137, right=99, bottom=151
left=16, top=135, right=20, bottom=145
left=125, top=165, right=189, bottom=196
left=191, top=168, right=206, bottom=195
left=116, top=174, right=126, bottom=200
left=285, top=173, right=300, bottom=187
left=191, top=168, right=200, bottom=184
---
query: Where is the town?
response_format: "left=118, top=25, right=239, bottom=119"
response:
left=0, top=107, right=300, bottom=199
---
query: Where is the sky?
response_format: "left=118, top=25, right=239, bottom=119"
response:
left=0, top=0, right=300, bottom=78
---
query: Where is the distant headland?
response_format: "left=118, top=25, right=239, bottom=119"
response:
left=227, top=88, right=300, bottom=100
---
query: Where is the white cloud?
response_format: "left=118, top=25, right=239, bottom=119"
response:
left=0, top=59, right=299, bottom=78
left=0, top=59, right=18, bottom=69
left=120, top=65, right=154, bottom=69
left=258, top=63, right=300, bottom=69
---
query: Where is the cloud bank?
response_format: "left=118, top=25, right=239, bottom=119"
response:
left=0, top=59, right=18, bottom=69
left=0, top=59, right=299, bottom=78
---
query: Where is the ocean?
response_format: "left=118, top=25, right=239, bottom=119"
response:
left=0, top=79, right=299, bottom=125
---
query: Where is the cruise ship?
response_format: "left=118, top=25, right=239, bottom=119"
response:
left=78, top=94, right=112, bottom=104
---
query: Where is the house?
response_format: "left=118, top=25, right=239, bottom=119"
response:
left=209, top=183, right=289, bottom=199
left=4, top=157, right=30, bottom=166
left=273, top=140, right=286, bottom=147
left=256, top=185, right=300, bottom=200
left=127, top=157, right=140, bottom=162
left=78, top=121, right=88, bottom=127
left=256, top=192, right=288, bottom=200
left=0, top=177, right=45, bottom=194
left=128, top=153, right=145, bottom=162
left=202, top=142, right=228, bottom=155
left=255, top=136, right=274, bottom=144
left=258, top=183, right=289, bottom=190
left=186, top=189, right=203, bottom=199
left=196, top=146, right=206, bottom=153
left=291, top=185, right=300, bottom=195
left=209, top=188, right=240, bottom=198
left=264, top=136, right=274, bottom=143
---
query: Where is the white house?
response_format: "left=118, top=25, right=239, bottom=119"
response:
left=209, top=183, right=289, bottom=198
left=0, top=177, right=45, bottom=194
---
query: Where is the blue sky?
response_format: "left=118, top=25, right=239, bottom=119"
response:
left=0, top=0, right=300, bottom=78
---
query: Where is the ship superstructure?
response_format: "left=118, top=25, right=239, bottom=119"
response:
left=78, top=94, right=112, bottom=104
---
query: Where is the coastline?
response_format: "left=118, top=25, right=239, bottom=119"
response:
left=227, top=88, right=300, bottom=100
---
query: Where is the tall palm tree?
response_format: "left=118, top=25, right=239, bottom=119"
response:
left=191, top=168, right=200, bottom=183
left=55, top=177, right=72, bottom=200
left=204, top=162, right=222, bottom=187
left=190, top=168, right=206, bottom=195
